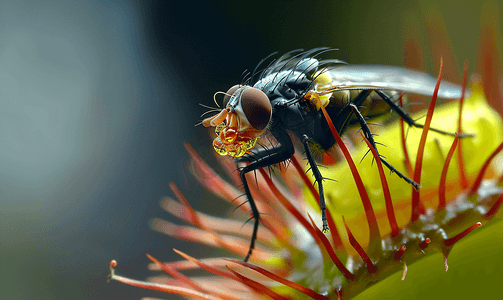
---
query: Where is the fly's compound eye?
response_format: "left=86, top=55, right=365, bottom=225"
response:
left=223, top=85, right=241, bottom=108
left=240, top=88, right=271, bottom=130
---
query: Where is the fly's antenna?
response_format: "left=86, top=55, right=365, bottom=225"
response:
left=199, top=103, right=221, bottom=117
left=213, top=90, right=235, bottom=108
left=196, top=101, right=224, bottom=127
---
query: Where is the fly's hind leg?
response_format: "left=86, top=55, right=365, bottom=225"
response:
left=349, top=103, right=421, bottom=189
left=235, top=146, right=293, bottom=261
left=375, top=90, right=473, bottom=138
left=301, top=135, right=329, bottom=232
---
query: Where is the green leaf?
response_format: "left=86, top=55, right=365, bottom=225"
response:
left=354, top=218, right=503, bottom=299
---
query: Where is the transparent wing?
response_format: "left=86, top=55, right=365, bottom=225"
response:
left=325, top=65, right=467, bottom=99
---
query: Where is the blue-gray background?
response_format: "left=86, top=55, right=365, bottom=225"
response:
left=0, top=1, right=497, bottom=299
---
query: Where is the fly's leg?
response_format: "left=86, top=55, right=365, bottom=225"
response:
left=235, top=146, right=292, bottom=262
left=375, top=90, right=473, bottom=138
left=333, top=90, right=419, bottom=188
left=334, top=90, right=372, bottom=134
left=301, top=135, right=329, bottom=232
left=349, top=103, right=421, bottom=189
left=238, top=169, right=260, bottom=262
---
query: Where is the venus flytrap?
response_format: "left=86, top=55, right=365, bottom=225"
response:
left=108, top=7, right=503, bottom=297
left=108, top=73, right=503, bottom=298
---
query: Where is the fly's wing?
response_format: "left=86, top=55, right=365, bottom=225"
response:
left=325, top=65, right=466, bottom=99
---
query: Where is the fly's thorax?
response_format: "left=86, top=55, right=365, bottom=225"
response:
left=253, top=71, right=312, bottom=102
left=269, top=96, right=336, bottom=152
left=271, top=98, right=318, bottom=130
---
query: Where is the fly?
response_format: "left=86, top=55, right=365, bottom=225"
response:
left=201, top=47, right=469, bottom=262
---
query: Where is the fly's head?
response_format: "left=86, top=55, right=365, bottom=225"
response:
left=202, top=85, right=272, bottom=158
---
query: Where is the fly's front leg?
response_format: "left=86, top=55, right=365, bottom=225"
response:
left=349, top=103, right=421, bottom=189
left=301, top=135, right=329, bottom=232
left=238, top=168, right=260, bottom=262
left=375, top=90, right=473, bottom=138
left=235, top=146, right=292, bottom=262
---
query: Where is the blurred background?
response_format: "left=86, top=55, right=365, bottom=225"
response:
left=0, top=0, right=500, bottom=299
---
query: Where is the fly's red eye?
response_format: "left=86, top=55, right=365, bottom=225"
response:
left=223, top=85, right=240, bottom=108
left=241, top=88, right=271, bottom=130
